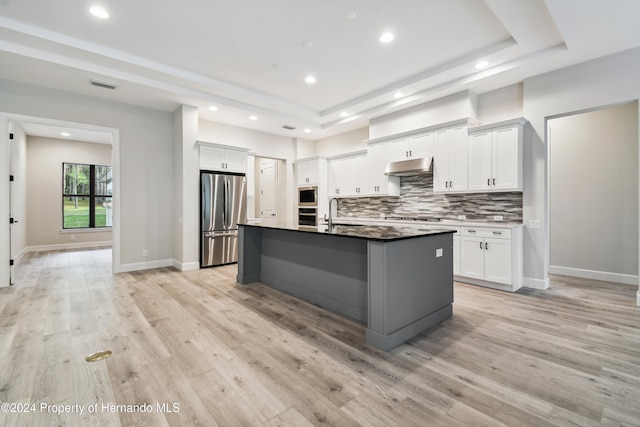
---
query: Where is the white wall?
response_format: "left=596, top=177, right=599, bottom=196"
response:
left=173, top=105, right=199, bottom=271
left=10, top=123, right=27, bottom=263
left=26, top=136, right=112, bottom=248
left=294, top=137, right=316, bottom=159
left=549, top=102, right=638, bottom=282
left=368, top=91, right=478, bottom=139
left=477, top=84, right=524, bottom=124
left=0, top=79, right=175, bottom=273
left=523, top=47, right=640, bottom=295
left=315, top=127, right=369, bottom=157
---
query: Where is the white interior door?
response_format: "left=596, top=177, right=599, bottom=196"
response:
left=260, top=159, right=277, bottom=225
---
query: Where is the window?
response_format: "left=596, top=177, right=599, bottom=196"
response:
left=63, top=163, right=112, bottom=229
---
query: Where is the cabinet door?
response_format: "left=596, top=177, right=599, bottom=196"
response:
left=224, top=149, right=248, bottom=173
left=328, top=159, right=342, bottom=196
left=468, top=131, right=493, bottom=191
left=352, top=154, right=368, bottom=196
left=200, top=146, right=226, bottom=171
left=460, top=235, right=485, bottom=280
left=410, top=132, right=434, bottom=158
left=492, top=126, right=520, bottom=191
left=297, top=160, right=318, bottom=186
left=448, top=126, right=468, bottom=192
left=368, top=143, right=387, bottom=194
left=433, top=129, right=449, bottom=192
left=389, top=138, right=411, bottom=162
left=484, top=237, right=512, bottom=285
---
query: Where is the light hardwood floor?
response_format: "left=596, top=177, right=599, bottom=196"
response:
left=1, top=248, right=639, bottom=426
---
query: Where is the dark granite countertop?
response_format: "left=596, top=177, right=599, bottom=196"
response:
left=240, top=221, right=456, bottom=242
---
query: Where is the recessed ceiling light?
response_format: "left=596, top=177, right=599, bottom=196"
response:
left=301, top=41, right=313, bottom=49
left=340, top=112, right=348, bottom=117
left=475, top=60, right=489, bottom=69
left=208, top=105, right=218, bottom=111
left=379, top=32, right=394, bottom=43
left=305, top=75, right=317, bottom=84
left=249, top=115, right=258, bottom=121
left=344, top=10, right=357, bottom=20
left=304, top=128, right=311, bottom=134
left=394, top=91, right=403, bottom=98
left=60, top=132, right=70, bottom=137
left=89, top=6, right=109, bottom=19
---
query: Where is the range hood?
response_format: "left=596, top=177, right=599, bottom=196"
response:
left=384, top=156, right=433, bottom=176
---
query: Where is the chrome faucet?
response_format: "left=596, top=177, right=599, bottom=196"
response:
left=328, top=197, right=340, bottom=229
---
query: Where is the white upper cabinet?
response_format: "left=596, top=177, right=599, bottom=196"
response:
left=297, top=157, right=326, bottom=186
left=434, top=126, right=468, bottom=193
left=388, top=132, right=434, bottom=162
left=468, top=120, right=524, bottom=192
left=367, top=142, right=400, bottom=196
left=328, top=152, right=368, bottom=197
left=199, top=143, right=248, bottom=174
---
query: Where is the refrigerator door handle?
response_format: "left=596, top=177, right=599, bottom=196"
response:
left=225, top=179, right=231, bottom=229
left=204, top=231, right=237, bottom=238
left=223, top=179, right=228, bottom=229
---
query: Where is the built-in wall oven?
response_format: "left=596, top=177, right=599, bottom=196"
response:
left=298, top=207, right=318, bottom=227
left=298, top=186, right=318, bottom=207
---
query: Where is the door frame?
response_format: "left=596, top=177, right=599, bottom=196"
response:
left=0, top=112, right=121, bottom=287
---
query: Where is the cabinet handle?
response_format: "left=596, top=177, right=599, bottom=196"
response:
left=449, top=180, right=453, bottom=188
left=487, top=178, right=491, bottom=186
left=479, top=242, right=483, bottom=249
left=445, top=181, right=449, bottom=188
left=493, top=178, right=496, bottom=186
left=493, top=231, right=502, bottom=235
left=485, top=242, right=488, bottom=250
left=468, top=229, right=476, bottom=233
left=222, top=162, right=225, bottom=168
left=409, top=150, right=412, bottom=157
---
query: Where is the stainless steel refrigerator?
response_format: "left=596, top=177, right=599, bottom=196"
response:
left=201, top=171, right=247, bottom=267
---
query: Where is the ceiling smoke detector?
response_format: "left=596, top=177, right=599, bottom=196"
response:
left=90, top=79, right=118, bottom=90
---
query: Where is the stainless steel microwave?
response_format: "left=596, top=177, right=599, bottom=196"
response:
left=298, top=186, right=318, bottom=206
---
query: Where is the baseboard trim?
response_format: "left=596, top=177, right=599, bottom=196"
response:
left=172, top=260, right=200, bottom=271
left=523, top=276, right=550, bottom=290
left=13, top=247, right=28, bottom=265
left=26, top=241, right=112, bottom=252
left=549, top=265, right=639, bottom=286
left=117, top=259, right=174, bottom=273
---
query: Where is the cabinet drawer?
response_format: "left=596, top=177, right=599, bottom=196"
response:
left=461, top=227, right=511, bottom=239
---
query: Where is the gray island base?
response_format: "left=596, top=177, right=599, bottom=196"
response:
left=236, top=222, right=455, bottom=351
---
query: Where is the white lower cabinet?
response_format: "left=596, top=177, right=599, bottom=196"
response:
left=458, top=226, right=522, bottom=291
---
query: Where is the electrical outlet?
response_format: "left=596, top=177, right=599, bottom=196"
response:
left=457, top=215, right=466, bottom=221
left=493, top=215, right=504, bottom=221
left=142, top=249, right=149, bottom=257
left=436, top=248, right=443, bottom=258
left=529, top=219, right=541, bottom=229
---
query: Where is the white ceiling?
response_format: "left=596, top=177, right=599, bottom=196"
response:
left=1, top=0, right=640, bottom=142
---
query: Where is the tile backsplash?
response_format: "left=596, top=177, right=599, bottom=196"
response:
left=338, top=175, right=523, bottom=222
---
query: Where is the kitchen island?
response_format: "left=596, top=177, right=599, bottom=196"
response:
left=237, top=221, right=456, bottom=350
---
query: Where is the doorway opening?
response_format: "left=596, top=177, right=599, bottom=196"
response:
left=250, top=156, right=287, bottom=226
left=1, top=112, right=120, bottom=287
left=547, top=101, right=638, bottom=286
